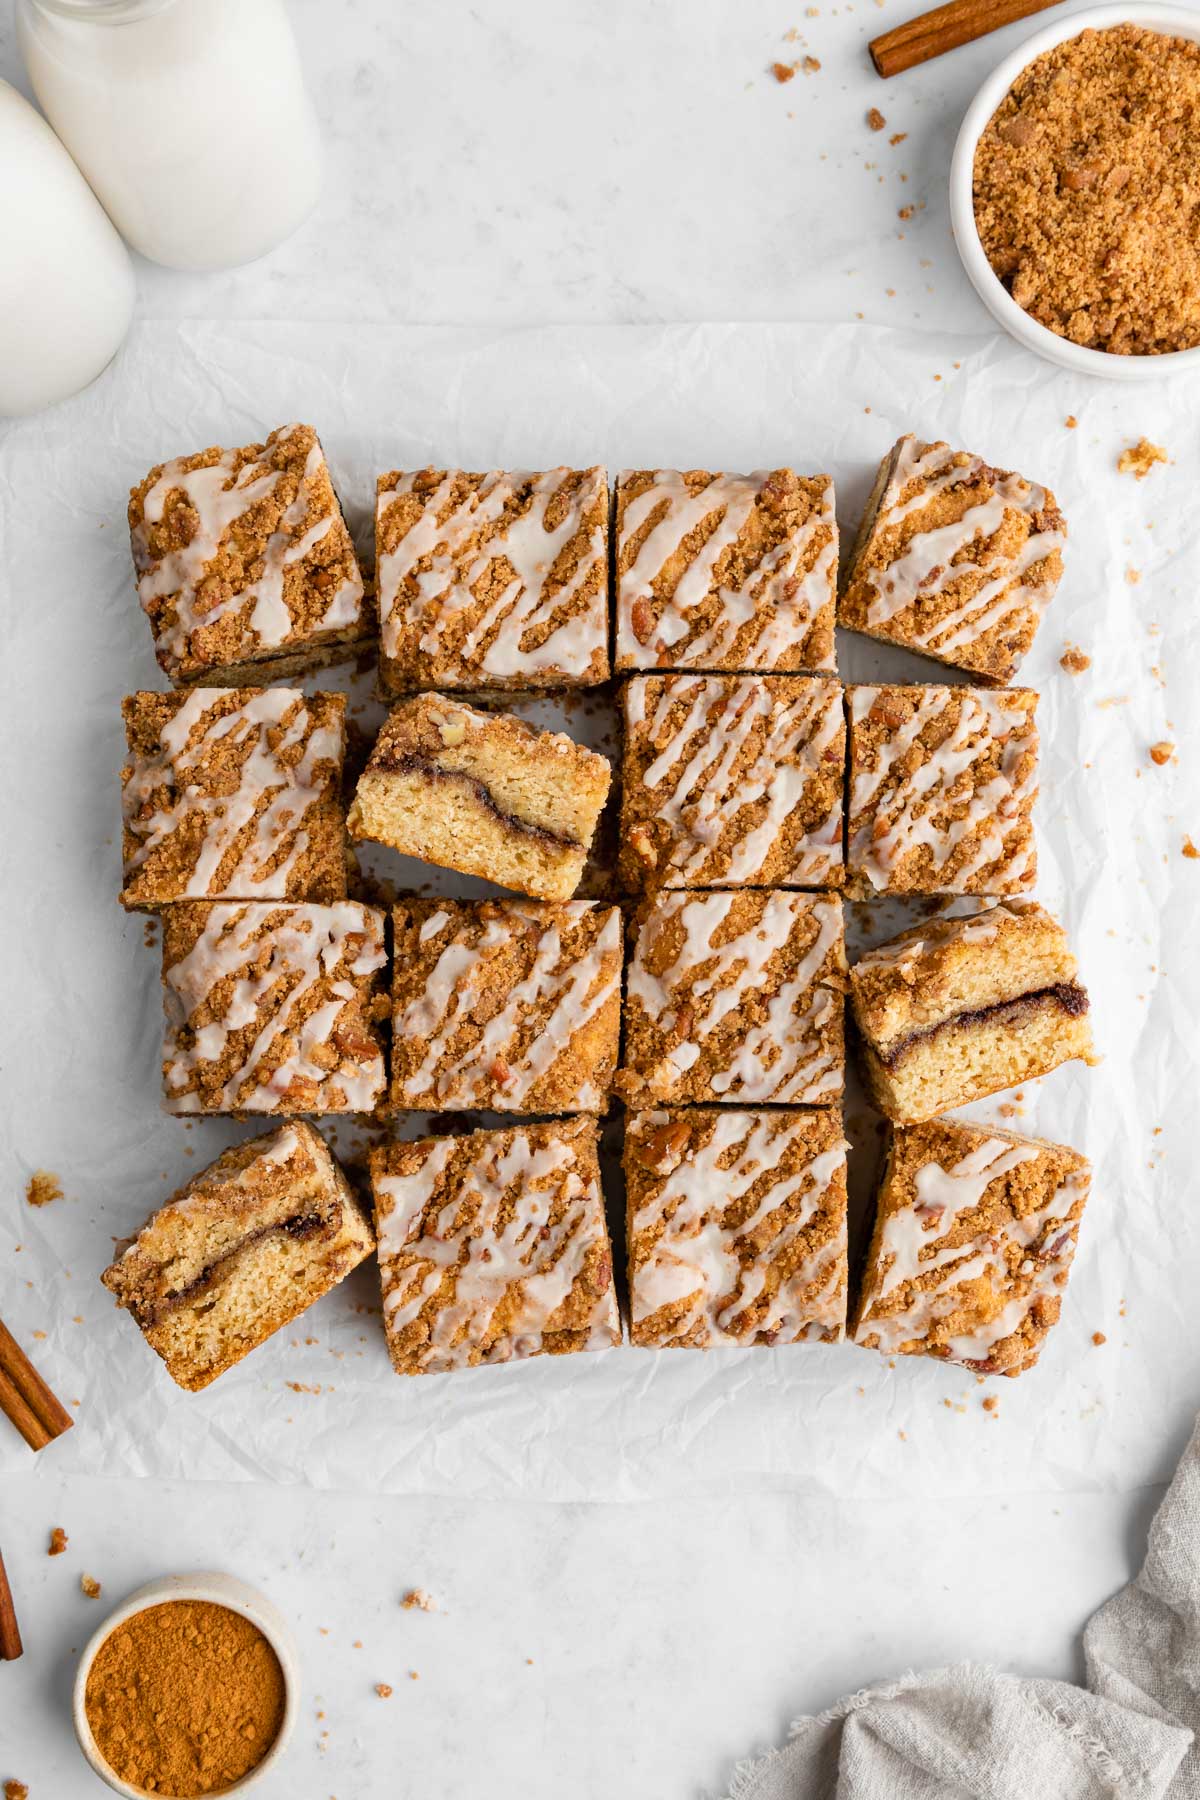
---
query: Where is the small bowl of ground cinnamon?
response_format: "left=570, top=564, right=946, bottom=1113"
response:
left=949, top=5, right=1200, bottom=378
left=72, top=1572, right=298, bottom=1797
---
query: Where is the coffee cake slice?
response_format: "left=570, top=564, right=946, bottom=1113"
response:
left=348, top=695, right=612, bottom=901
left=391, top=899, right=622, bottom=1112
left=852, top=1120, right=1091, bottom=1377
left=120, top=687, right=347, bottom=909
left=160, top=901, right=387, bottom=1115
left=620, top=673, right=844, bottom=890
left=839, top=435, right=1065, bottom=685
left=376, top=466, right=610, bottom=694
left=625, top=1109, right=849, bottom=1348
left=101, top=1122, right=373, bottom=1391
left=849, top=901, right=1096, bottom=1122
left=370, top=1119, right=619, bottom=1375
left=617, top=890, right=846, bottom=1107
left=614, top=468, right=837, bottom=671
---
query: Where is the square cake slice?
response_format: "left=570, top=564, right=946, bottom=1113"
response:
left=392, top=900, right=621, bottom=1113
left=614, top=468, right=837, bottom=672
left=161, top=901, right=387, bottom=1115
left=348, top=695, right=612, bottom=901
left=129, top=422, right=367, bottom=685
left=376, top=466, right=610, bottom=694
left=620, top=673, right=844, bottom=890
left=120, top=687, right=347, bottom=910
left=839, top=435, right=1066, bottom=685
left=847, top=683, right=1038, bottom=896
left=625, top=1109, right=849, bottom=1348
left=101, top=1122, right=374, bottom=1391
left=617, top=890, right=845, bottom=1107
left=852, top=1119, right=1091, bottom=1377
left=849, top=901, right=1096, bottom=1122
left=370, top=1119, right=620, bottom=1375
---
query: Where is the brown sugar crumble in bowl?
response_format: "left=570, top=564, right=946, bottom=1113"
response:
left=973, top=26, right=1200, bottom=355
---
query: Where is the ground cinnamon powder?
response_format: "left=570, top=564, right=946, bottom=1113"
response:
left=84, top=1600, right=285, bottom=1796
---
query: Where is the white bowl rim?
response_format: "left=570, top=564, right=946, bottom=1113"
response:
left=71, top=1570, right=299, bottom=1799
left=949, top=2, right=1200, bottom=381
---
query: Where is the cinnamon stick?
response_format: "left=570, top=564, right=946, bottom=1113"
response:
left=870, top=0, right=1063, bottom=77
left=0, top=1318, right=74, bottom=1452
left=0, top=1550, right=22, bottom=1660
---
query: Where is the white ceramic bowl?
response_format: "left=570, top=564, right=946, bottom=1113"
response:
left=72, top=1571, right=299, bottom=1798
left=949, top=3, right=1200, bottom=381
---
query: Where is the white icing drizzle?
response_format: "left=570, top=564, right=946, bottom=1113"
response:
left=849, top=687, right=1038, bottom=892
left=624, top=674, right=843, bottom=885
left=132, top=426, right=364, bottom=664
left=395, top=903, right=620, bottom=1110
left=163, top=902, right=386, bottom=1114
left=630, top=1113, right=848, bottom=1344
left=860, top=437, right=1064, bottom=656
left=376, top=1131, right=619, bottom=1371
left=123, top=688, right=343, bottom=899
left=616, top=470, right=837, bottom=668
left=852, top=903, right=1011, bottom=978
left=627, top=892, right=844, bottom=1103
left=377, top=468, right=607, bottom=679
left=855, top=1138, right=1087, bottom=1365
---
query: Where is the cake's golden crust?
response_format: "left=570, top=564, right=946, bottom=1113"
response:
left=617, top=889, right=846, bottom=1108
left=852, top=1120, right=1091, bottom=1377
left=129, top=423, right=367, bottom=684
left=101, top=1122, right=374, bottom=1391
left=160, top=901, right=387, bottom=1116
left=625, top=1109, right=848, bottom=1348
left=614, top=468, right=837, bottom=672
left=370, top=1119, right=620, bottom=1375
left=120, top=687, right=347, bottom=910
left=390, top=899, right=621, bottom=1113
left=846, top=683, right=1038, bottom=897
left=376, top=467, right=610, bottom=694
left=839, top=437, right=1065, bottom=685
left=619, top=674, right=844, bottom=891
left=348, top=695, right=612, bottom=901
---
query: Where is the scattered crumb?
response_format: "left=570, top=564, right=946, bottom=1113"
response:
left=1060, top=645, right=1091, bottom=675
left=5, top=1782, right=29, bottom=1800
left=1183, top=837, right=1199, bottom=860
left=1149, top=741, right=1175, bottom=766
left=401, top=1588, right=436, bottom=1613
left=375, top=1683, right=393, bottom=1699
left=897, top=1429, right=907, bottom=1441
left=1126, top=566, right=1141, bottom=585
left=867, top=106, right=886, bottom=130
left=890, top=131, right=907, bottom=145
left=998, top=1103, right=1017, bottom=1119
left=898, top=205, right=913, bottom=220
left=982, top=1395, right=999, bottom=1415
left=352, top=1640, right=362, bottom=1650
left=1118, top=438, right=1168, bottom=481
left=1092, top=1332, right=1107, bottom=1347
left=48, top=1527, right=68, bottom=1556
left=25, top=1171, right=63, bottom=1208
left=81, top=1573, right=101, bottom=1599
left=408, top=1671, right=420, bottom=1682
left=803, top=55, right=821, bottom=71
left=1065, top=415, right=1077, bottom=429
left=771, top=60, right=795, bottom=82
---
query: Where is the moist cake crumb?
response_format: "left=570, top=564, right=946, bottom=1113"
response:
left=867, top=107, right=886, bottom=129
left=401, top=1589, right=436, bottom=1613
left=48, top=1527, right=68, bottom=1556
left=81, top=1574, right=102, bottom=1599
left=25, top=1171, right=63, bottom=1208
left=1149, top=741, right=1175, bottom=766
left=1118, top=438, right=1168, bottom=479
left=1060, top=645, right=1091, bottom=675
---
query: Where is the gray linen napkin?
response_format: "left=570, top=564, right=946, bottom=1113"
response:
left=725, top=1416, right=1200, bottom=1800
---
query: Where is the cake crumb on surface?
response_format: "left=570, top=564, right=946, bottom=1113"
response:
left=1118, top=438, right=1168, bottom=480
left=1065, top=416, right=1077, bottom=429
left=982, top=1395, right=999, bottom=1414
left=803, top=55, right=821, bottom=71
left=1149, top=741, right=1175, bottom=766
left=401, top=1589, right=436, bottom=1613
left=25, top=1171, right=63, bottom=1208
left=1183, top=837, right=1199, bottom=860
left=5, top=1781, right=29, bottom=1800
left=771, top=60, right=795, bottom=81
left=80, top=1574, right=101, bottom=1599
left=1093, top=1331, right=1107, bottom=1346
left=867, top=106, right=886, bottom=130
left=48, top=1527, right=68, bottom=1556
left=375, top=1684, right=393, bottom=1699
left=890, top=131, right=907, bottom=145
left=1060, top=645, right=1091, bottom=675
left=1126, top=566, right=1141, bottom=585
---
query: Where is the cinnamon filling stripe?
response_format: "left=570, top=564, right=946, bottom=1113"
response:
left=372, top=752, right=586, bottom=850
left=876, top=981, right=1088, bottom=1068
left=138, top=1210, right=333, bottom=1325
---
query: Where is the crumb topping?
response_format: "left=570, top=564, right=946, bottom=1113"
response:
left=1118, top=438, right=1168, bottom=480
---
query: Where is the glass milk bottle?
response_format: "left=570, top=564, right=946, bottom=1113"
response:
left=0, top=80, right=135, bottom=416
left=17, top=0, right=322, bottom=272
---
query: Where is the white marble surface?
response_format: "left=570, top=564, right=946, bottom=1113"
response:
left=0, top=1, right=1176, bottom=1795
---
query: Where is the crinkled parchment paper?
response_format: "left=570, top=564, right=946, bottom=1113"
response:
left=1, top=320, right=1197, bottom=1500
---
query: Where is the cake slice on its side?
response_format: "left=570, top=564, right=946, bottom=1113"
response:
left=849, top=901, right=1096, bottom=1123
left=348, top=695, right=612, bottom=901
left=101, top=1122, right=374, bottom=1391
